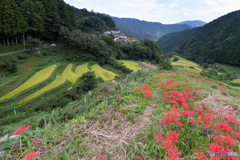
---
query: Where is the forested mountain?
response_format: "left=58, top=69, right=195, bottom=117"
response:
left=0, top=0, right=76, bottom=46
left=176, top=20, right=206, bottom=28
left=73, top=7, right=116, bottom=32
left=170, top=10, right=240, bottom=66
left=155, top=28, right=199, bottom=52
left=111, top=17, right=192, bottom=41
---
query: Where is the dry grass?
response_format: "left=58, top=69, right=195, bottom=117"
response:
left=53, top=104, right=154, bottom=160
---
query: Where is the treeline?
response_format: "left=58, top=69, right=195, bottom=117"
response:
left=0, top=0, right=76, bottom=46
left=160, top=10, right=240, bottom=66
left=73, top=7, right=116, bottom=32
left=119, top=39, right=163, bottom=63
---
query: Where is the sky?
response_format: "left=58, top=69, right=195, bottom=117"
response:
left=64, top=0, right=240, bottom=24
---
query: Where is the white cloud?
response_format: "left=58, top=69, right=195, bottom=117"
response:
left=65, top=0, right=240, bottom=24
left=204, top=0, right=218, bottom=6
left=169, top=2, right=178, bottom=7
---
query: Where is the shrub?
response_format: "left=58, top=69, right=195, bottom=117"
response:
left=17, top=53, right=29, bottom=59
left=202, top=63, right=209, bottom=69
left=222, top=91, right=227, bottom=96
left=211, top=84, right=218, bottom=89
left=189, top=66, right=195, bottom=69
left=173, top=57, right=179, bottom=62
left=80, top=71, right=98, bottom=91
left=158, top=59, right=173, bottom=70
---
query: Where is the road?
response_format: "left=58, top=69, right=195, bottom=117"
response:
left=0, top=50, right=28, bottom=57
left=0, top=46, right=51, bottom=57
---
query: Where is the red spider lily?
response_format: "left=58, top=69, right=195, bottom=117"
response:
left=227, top=111, right=234, bottom=116
left=163, top=140, right=173, bottom=151
left=136, top=87, right=139, bottom=90
left=223, top=116, right=236, bottom=124
left=143, top=90, right=152, bottom=98
left=204, top=121, right=212, bottom=127
left=138, top=153, right=144, bottom=159
left=217, top=122, right=233, bottom=133
left=184, top=111, right=196, bottom=117
left=97, top=159, right=104, bottom=160
left=167, top=148, right=181, bottom=160
left=26, top=151, right=38, bottom=160
left=15, top=126, right=30, bottom=135
left=141, top=84, right=149, bottom=90
left=13, top=144, right=20, bottom=151
left=167, top=77, right=174, bottom=84
left=204, top=113, right=214, bottom=120
left=189, top=119, right=195, bottom=124
left=172, top=117, right=183, bottom=127
left=155, top=133, right=163, bottom=143
left=32, top=137, right=40, bottom=145
left=117, top=94, right=121, bottom=99
left=166, top=131, right=180, bottom=145
left=195, top=151, right=206, bottom=160
left=99, top=105, right=101, bottom=107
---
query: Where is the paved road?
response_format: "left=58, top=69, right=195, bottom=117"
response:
left=0, top=46, right=52, bottom=57
left=0, top=50, right=28, bottom=57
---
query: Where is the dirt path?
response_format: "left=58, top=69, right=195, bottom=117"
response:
left=137, top=62, right=158, bottom=69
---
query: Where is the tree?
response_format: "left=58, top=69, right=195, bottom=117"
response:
left=202, top=63, right=209, bottom=69
left=26, top=36, right=42, bottom=50
left=80, top=71, right=97, bottom=91
left=0, top=0, right=14, bottom=46
left=173, top=57, right=179, bottom=62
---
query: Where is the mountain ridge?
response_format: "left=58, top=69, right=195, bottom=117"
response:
left=176, top=20, right=206, bottom=27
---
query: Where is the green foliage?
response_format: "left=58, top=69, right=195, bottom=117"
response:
left=80, top=71, right=98, bottom=91
left=119, top=40, right=163, bottom=63
left=200, top=69, right=238, bottom=82
left=107, top=57, right=132, bottom=74
left=202, top=63, right=209, bottom=69
left=158, top=59, right=173, bottom=70
left=171, top=10, right=240, bottom=66
left=211, top=84, right=218, bottom=89
left=25, top=36, right=42, bottom=50
left=173, top=57, right=179, bottom=62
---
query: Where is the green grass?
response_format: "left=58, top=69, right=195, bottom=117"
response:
left=18, top=75, right=66, bottom=105
left=211, top=84, right=218, bottom=89
left=183, top=67, right=201, bottom=74
left=0, top=45, right=24, bottom=54
left=75, top=63, right=89, bottom=77
left=0, top=65, right=57, bottom=102
left=62, top=63, right=80, bottom=83
left=91, top=64, right=117, bottom=81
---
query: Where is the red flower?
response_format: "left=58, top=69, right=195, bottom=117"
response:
left=189, top=119, right=195, bottom=124
left=99, top=105, right=101, bottom=107
left=163, top=140, right=173, bottom=151
left=26, top=151, right=38, bottom=160
left=32, top=137, right=40, bottom=145
left=204, top=113, right=214, bottom=120
left=154, top=133, right=163, bottom=143
left=167, top=148, right=181, bottom=160
left=97, top=159, right=104, bottom=160
left=204, top=121, right=212, bottom=127
left=15, top=126, right=30, bottom=135
left=13, top=144, right=20, bottom=151
left=195, top=151, right=206, bottom=160
left=117, top=94, right=121, bottom=99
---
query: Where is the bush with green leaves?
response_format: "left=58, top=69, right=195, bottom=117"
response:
left=107, top=57, right=132, bottom=74
left=173, top=57, right=179, bottom=62
left=202, top=63, right=209, bottom=69
left=26, top=36, right=43, bottom=51
left=80, top=71, right=98, bottom=91
left=158, top=59, right=173, bottom=70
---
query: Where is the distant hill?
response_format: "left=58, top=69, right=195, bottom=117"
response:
left=165, top=10, right=240, bottom=66
left=110, top=17, right=192, bottom=41
left=176, top=20, right=206, bottom=28
left=155, top=28, right=199, bottom=52
left=73, top=8, right=116, bottom=32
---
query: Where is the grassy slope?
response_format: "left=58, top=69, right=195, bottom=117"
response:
left=5, top=67, right=240, bottom=159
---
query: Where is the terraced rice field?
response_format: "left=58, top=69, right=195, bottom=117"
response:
left=91, top=64, right=117, bottom=81
left=118, top=60, right=140, bottom=71
left=183, top=67, right=202, bottom=74
left=231, top=79, right=240, bottom=83
left=75, top=63, right=90, bottom=77
left=62, top=64, right=80, bottom=83
left=171, top=57, right=199, bottom=68
left=0, top=65, right=57, bottom=102
left=18, top=75, right=66, bottom=105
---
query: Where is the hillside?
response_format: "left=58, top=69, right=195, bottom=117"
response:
left=176, top=20, right=206, bottom=27
left=171, top=10, right=240, bottom=66
left=1, top=60, right=240, bottom=159
left=111, top=17, right=192, bottom=41
left=73, top=7, right=116, bottom=32
left=155, top=28, right=198, bottom=52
